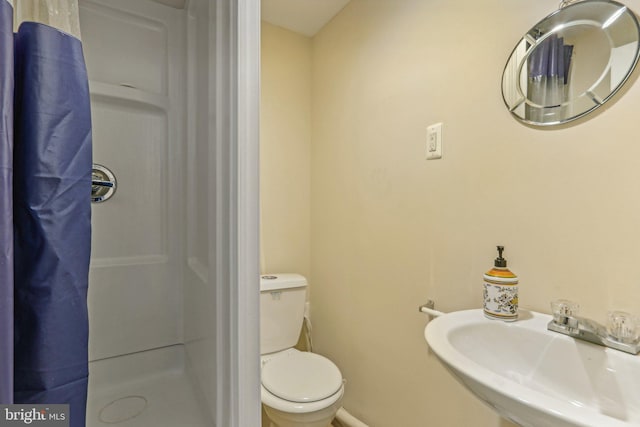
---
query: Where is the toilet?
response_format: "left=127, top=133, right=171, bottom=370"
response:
left=260, top=274, right=344, bottom=427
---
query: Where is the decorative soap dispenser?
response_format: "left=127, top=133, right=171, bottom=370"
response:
left=483, top=246, right=519, bottom=321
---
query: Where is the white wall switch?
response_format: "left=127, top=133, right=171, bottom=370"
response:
left=426, top=122, right=443, bottom=160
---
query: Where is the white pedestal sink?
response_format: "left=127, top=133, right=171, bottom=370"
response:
left=424, top=309, right=640, bottom=427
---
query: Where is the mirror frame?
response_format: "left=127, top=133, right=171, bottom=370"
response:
left=502, top=0, right=640, bottom=126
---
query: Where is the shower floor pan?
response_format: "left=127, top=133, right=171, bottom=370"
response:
left=87, top=345, right=210, bottom=427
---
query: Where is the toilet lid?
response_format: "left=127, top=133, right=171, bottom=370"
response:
left=262, top=351, right=342, bottom=403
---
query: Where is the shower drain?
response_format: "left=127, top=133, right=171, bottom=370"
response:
left=98, top=395, right=148, bottom=424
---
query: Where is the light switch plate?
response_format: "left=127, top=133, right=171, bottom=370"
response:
left=426, top=123, right=443, bottom=160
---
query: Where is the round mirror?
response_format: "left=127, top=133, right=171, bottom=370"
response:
left=502, top=0, right=640, bottom=126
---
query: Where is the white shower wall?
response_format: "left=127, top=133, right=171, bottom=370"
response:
left=81, top=0, right=186, bottom=361
left=81, top=0, right=217, bottom=417
left=80, top=0, right=261, bottom=425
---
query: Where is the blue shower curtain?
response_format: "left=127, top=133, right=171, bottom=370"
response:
left=1, top=2, right=92, bottom=426
left=0, top=0, right=14, bottom=406
left=526, top=34, right=574, bottom=122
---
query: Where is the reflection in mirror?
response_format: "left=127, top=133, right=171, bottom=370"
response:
left=502, top=0, right=640, bottom=126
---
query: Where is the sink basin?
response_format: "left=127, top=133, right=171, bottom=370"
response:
left=424, top=309, right=640, bottom=427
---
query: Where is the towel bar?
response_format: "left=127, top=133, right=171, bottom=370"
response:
left=418, top=300, right=445, bottom=317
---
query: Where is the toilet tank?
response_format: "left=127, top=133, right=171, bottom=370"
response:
left=260, top=274, right=307, bottom=355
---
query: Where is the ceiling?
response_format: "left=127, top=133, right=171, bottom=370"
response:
left=149, top=0, right=350, bottom=37
left=261, top=0, right=351, bottom=37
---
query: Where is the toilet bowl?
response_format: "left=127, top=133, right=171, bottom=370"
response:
left=260, top=274, right=345, bottom=427
left=261, top=349, right=344, bottom=427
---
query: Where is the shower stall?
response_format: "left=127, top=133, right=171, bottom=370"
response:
left=78, top=0, right=260, bottom=425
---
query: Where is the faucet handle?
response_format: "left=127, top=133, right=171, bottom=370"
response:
left=551, top=299, right=580, bottom=328
left=551, top=299, right=579, bottom=318
left=607, top=311, right=639, bottom=344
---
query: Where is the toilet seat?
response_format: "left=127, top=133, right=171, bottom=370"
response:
left=262, top=350, right=342, bottom=403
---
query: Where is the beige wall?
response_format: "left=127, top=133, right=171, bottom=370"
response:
left=260, top=22, right=312, bottom=279
left=263, top=1, right=640, bottom=426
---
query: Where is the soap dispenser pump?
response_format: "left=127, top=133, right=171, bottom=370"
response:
left=483, top=246, right=519, bottom=321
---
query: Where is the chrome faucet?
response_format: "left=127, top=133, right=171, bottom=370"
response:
left=547, top=300, right=640, bottom=355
